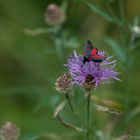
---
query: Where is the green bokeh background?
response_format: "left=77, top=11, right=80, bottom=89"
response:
left=0, top=0, right=140, bottom=139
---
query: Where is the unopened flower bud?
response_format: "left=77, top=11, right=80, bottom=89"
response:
left=132, top=26, right=140, bottom=36
left=55, top=73, right=72, bottom=93
left=0, top=122, right=20, bottom=140
left=44, top=4, right=66, bottom=26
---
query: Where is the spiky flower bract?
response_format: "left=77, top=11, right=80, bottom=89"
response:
left=0, top=122, right=20, bottom=140
left=44, top=4, right=66, bottom=26
left=65, top=51, right=120, bottom=90
left=55, top=73, right=72, bottom=93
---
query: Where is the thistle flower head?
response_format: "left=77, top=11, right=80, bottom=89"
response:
left=65, top=51, right=120, bottom=90
left=44, top=4, right=66, bottom=26
left=0, top=122, right=20, bottom=140
left=55, top=73, right=73, bottom=93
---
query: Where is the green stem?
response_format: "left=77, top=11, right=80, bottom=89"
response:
left=119, top=0, right=124, bottom=22
left=65, top=94, right=80, bottom=125
left=53, top=27, right=67, bottom=62
left=86, top=92, right=91, bottom=140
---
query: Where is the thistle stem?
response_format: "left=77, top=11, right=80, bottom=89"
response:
left=86, top=91, right=91, bottom=140
left=65, top=94, right=80, bottom=125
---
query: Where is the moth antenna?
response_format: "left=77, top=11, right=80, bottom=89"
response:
left=87, top=40, right=93, bottom=47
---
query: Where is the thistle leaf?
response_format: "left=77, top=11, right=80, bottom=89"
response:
left=57, top=115, right=83, bottom=132
left=94, top=104, right=109, bottom=112
left=53, top=99, right=67, bottom=118
left=94, top=104, right=123, bottom=115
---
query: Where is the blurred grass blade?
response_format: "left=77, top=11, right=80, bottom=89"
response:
left=61, top=0, right=68, bottom=12
left=20, top=133, right=42, bottom=140
left=126, top=105, right=140, bottom=122
left=104, top=37, right=126, bottom=63
left=94, top=104, right=123, bottom=115
left=24, top=28, right=56, bottom=36
left=57, top=115, right=83, bottom=132
left=53, top=99, right=67, bottom=118
left=85, top=2, right=115, bottom=23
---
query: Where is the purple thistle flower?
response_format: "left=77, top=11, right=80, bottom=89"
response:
left=65, top=50, right=120, bottom=90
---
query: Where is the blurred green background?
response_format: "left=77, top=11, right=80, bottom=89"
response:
left=0, top=0, right=140, bottom=139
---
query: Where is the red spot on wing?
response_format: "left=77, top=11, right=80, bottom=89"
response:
left=91, top=48, right=98, bottom=55
left=93, top=55, right=105, bottom=59
left=91, top=48, right=106, bottom=60
left=84, top=52, right=87, bottom=55
left=88, top=57, right=92, bottom=60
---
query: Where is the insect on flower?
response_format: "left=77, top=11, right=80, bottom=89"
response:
left=83, top=40, right=106, bottom=63
left=65, top=40, right=120, bottom=89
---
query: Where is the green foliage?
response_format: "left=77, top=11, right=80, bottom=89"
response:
left=20, top=133, right=42, bottom=140
left=0, top=0, right=140, bottom=139
left=34, top=95, right=61, bottom=113
left=104, top=37, right=126, bottom=63
left=126, top=104, right=140, bottom=122
left=86, top=2, right=115, bottom=23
